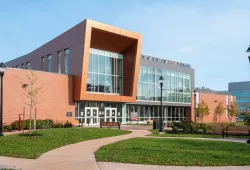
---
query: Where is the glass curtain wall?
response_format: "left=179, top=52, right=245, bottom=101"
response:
left=87, top=48, right=123, bottom=94
left=127, top=105, right=187, bottom=122
left=137, top=66, right=191, bottom=103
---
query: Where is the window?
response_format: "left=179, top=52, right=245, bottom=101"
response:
left=41, top=57, right=46, bottom=71
left=86, top=48, right=123, bottom=94
left=26, top=62, right=31, bottom=70
left=65, top=48, right=70, bottom=74
left=57, top=51, right=62, bottom=73
left=47, top=55, right=52, bottom=72
left=137, top=66, right=191, bottom=103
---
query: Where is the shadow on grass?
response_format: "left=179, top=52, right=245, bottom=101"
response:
left=19, top=132, right=43, bottom=137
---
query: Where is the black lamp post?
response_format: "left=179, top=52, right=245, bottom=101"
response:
left=0, top=62, right=6, bottom=136
left=159, top=76, right=164, bottom=133
left=247, top=45, right=250, bottom=63
left=193, top=90, right=196, bottom=123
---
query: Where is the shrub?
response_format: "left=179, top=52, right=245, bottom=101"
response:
left=22, top=119, right=35, bottom=129
left=42, top=119, right=53, bottom=129
left=211, top=122, right=229, bottom=134
left=3, top=125, right=12, bottom=132
left=54, top=122, right=63, bottom=128
left=64, top=121, right=73, bottom=128
left=189, top=123, right=200, bottom=133
left=200, top=124, right=208, bottom=133
left=181, top=120, right=193, bottom=132
left=173, top=122, right=181, bottom=128
left=172, top=126, right=178, bottom=133
left=10, top=120, right=19, bottom=130
left=36, top=119, right=44, bottom=129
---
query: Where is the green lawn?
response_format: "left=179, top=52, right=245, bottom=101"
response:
left=95, top=138, right=250, bottom=166
left=150, top=130, right=249, bottom=139
left=0, top=128, right=130, bottom=159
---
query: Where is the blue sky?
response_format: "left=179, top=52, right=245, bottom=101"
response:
left=1, top=0, right=250, bottom=90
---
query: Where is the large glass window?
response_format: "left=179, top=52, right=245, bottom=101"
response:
left=87, top=48, right=123, bottom=95
left=41, top=57, right=46, bottom=71
left=137, top=66, right=191, bottom=103
left=65, top=48, right=70, bottom=74
left=58, top=51, right=62, bottom=73
left=26, top=62, right=31, bottom=70
left=47, top=55, right=52, bottom=72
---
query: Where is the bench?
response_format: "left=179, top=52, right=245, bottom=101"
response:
left=147, top=120, right=153, bottom=124
left=100, top=122, right=120, bottom=129
left=222, top=125, right=250, bottom=138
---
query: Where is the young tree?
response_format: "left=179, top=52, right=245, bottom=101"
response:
left=21, top=71, right=43, bottom=134
left=215, top=101, right=225, bottom=122
left=227, top=101, right=241, bottom=123
left=196, top=100, right=210, bottom=123
left=244, top=108, right=250, bottom=126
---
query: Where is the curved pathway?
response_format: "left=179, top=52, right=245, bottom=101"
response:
left=0, top=130, right=150, bottom=170
left=0, top=129, right=249, bottom=170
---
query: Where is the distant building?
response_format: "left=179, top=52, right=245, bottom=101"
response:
left=228, top=81, right=250, bottom=112
left=195, top=87, right=231, bottom=95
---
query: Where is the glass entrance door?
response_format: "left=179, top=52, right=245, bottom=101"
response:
left=104, top=108, right=117, bottom=122
left=85, top=107, right=99, bottom=125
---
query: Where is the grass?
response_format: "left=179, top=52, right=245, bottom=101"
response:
left=149, top=130, right=249, bottom=139
left=234, top=122, right=245, bottom=126
left=0, top=128, right=130, bottom=159
left=95, top=137, right=250, bottom=166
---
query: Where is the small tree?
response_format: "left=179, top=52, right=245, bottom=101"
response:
left=227, top=101, right=241, bottom=123
left=215, top=101, right=225, bottom=122
left=196, top=100, right=210, bottom=123
left=244, top=109, right=250, bottom=126
left=21, top=71, right=43, bottom=134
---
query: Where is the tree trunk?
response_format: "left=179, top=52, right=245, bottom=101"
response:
left=29, top=106, right=32, bottom=135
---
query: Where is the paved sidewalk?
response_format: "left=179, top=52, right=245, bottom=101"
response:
left=0, top=130, right=150, bottom=170
left=98, top=162, right=250, bottom=170
left=144, top=136, right=248, bottom=143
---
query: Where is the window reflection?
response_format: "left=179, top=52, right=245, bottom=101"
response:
left=137, top=66, right=191, bottom=103
left=87, top=48, right=123, bottom=95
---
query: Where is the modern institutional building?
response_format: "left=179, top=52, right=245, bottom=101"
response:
left=229, top=81, right=250, bottom=112
left=3, top=19, right=235, bottom=125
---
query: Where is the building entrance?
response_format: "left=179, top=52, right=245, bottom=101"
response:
left=104, top=108, right=117, bottom=122
left=85, top=107, right=99, bottom=125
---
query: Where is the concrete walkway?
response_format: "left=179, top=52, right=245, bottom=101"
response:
left=0, top=130, right=150, bottom=170
left=144, top=136, right=248, bottom=143
left=97, top=162, right=250, bottom=170
left=0, top=129, right=250, bottom=170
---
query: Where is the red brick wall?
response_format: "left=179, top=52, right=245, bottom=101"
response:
left=192, top=92, right=236, bottom=123
left=3, top=68, right=76, bottom=125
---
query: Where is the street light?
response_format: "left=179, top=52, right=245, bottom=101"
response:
left=0, top=62, right=6, bottom=136
left=193, top=90, right=196, bottom=123
left=159, top=76, right=164, bottom=133
left=246, top=45, right=250, bottom=63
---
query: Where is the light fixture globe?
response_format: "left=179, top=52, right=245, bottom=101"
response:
left=246, top=45, right=250, bottom=52
left=159, top=76, right=164, bottom=84
left=0, top=63, right=6, bottom=77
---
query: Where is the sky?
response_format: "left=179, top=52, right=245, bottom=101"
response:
left=1, top=0, right=250, bottom=90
